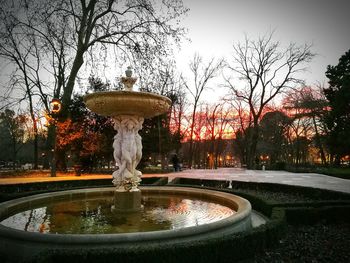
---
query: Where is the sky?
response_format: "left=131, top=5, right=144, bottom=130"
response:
left=175, top=0, right=350, bottom=101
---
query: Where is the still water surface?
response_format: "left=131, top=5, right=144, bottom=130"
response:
left=1, top=195, right=235, bottom=234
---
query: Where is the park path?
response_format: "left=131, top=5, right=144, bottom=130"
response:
left=144, top=168, right=350, bottom=194
left=0, top=168, right=349, bottom=194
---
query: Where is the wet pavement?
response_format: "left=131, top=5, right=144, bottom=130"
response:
left=144, top=168, right=350, bottom=194
left=0, top=168, right=349, bottom=194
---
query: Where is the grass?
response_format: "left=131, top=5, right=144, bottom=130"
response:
left=316, top=167, right=350, bottom=179
left=285, top=166, right=350, bottom=179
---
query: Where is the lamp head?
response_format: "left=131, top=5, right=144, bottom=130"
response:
left=50, top=98, right=62, bottom=115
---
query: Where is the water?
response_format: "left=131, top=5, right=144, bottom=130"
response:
left=1, top=194, right=235, bottom=234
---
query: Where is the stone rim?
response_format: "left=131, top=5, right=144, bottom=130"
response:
left=0, top=187, right=252, bottom=244
left=83, top=91, right=172, bottom=118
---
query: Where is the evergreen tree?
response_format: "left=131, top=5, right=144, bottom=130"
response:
left=324, top=50, right=350, bottom=164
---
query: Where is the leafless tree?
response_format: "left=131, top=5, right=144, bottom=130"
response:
left=166, top=74, right=188, bottom=158
left=1, top=0, right=188, bottom=170
left=204, top=102, right=230, bottom=167
left=182, top=53, right=224, bottom=168
left=0, top=13, right=50, bottom=168
left=1, top=0, right=188, bottom=115
left=225, top=32, right=314, bottom=168
left=283, top=85, right=328, bottom=164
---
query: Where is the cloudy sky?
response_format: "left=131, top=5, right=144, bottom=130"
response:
left=1, top=0, right=349, bottom=108
left=176, top=0, right=350, bottom=88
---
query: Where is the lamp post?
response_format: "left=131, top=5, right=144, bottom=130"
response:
left=260, top=154, right=269, bottom=171
left=49, top=98, right=61, bottom=177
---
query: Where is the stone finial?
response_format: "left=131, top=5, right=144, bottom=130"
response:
left=125, top=66, right=133, bottom=77
left=121, top=66, right=137, bottom=91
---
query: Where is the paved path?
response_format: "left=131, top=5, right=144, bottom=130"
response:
left=144, top=168, right=350, bottom=194
left=0, top=174, right=111, bottom=185
left=0, top=168, right=349, bottom=194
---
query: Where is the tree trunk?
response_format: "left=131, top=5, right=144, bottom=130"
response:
left=295, top=138, right=300, bottom=166
left=54, top=51, right=84, bottom=171
left=33, top=133, right=38, bottom=169
left=22, top=61, right=39, bottom=169
left=247, top=124, right=259, bottom=169
left=188, top=122, right=195, bottom=168
left=29, top=104, right=38, bottom=169
left=44, top=125, right=55, bottom=169
left=189, top=100, right=200, bottom=169
left=56, top=149, right=67, bottom=172
left=12, top=138, right=17, bottom=169
left=312, top=116, right=327, bottom=165
left=60, top=50, right=85, bottom=118
left=334, top=155, right=341, bottom=166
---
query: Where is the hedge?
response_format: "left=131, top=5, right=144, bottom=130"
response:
left=2, top=178, right=349, bottom=262
left=171, top=178, right=350, bottom=201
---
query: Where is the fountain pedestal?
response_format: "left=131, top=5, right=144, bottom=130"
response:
left=114, top=191, right=141, bottom=212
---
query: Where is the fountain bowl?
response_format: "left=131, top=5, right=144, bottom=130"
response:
left=0, top=186, right=252, bottom=261
left=83, top=91, right=172, bottom=118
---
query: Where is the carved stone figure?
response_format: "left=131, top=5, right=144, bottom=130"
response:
left=112, top=115, right=144, bottom=191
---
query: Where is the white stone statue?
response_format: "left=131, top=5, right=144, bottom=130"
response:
left=112, top=115, right=144, bottom=191
left=84, top=65, right=170, bottom=195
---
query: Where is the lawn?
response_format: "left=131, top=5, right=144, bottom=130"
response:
left=315, top=167, right=350, bottom=179
left=285, top=166, right=350, bottom=179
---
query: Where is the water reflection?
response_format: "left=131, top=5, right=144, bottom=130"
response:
left=1, top=195, right=234, bottom=234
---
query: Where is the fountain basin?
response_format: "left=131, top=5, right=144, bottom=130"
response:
left=83, top=91, right=171, bottom=118
left=0, top=187, right=252, bottom=261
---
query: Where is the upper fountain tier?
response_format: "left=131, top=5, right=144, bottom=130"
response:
left=83, top=67, right=171, bottom=118
left=84, top=90, right=171, bottom=118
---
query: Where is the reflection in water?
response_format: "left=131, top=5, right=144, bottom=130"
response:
left=1, top=195, right=234, bottom=234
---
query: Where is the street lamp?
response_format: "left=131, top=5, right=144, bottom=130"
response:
left=50, top=98, right=62, bottom=114
left=260, top=154, right=269, bottom=171
left=49, top=98, right=61, bottom=177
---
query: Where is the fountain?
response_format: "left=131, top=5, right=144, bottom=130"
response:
left=0, top=67, right=255, bottom=262
left=84, top=66, right=172, bottom=212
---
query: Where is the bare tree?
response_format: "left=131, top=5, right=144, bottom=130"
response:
left=1, top=0, right=188, bottom=115
left=1, top=0, right=188, bottom=172
left=0, top=13, right=50, bottom=169
left=167, top=76, right=187, bottom=158
left=183, top=54, right=224, bottom=168
left=139, top=61, right=184, bottom=170
left=283, top=85, right=328, bottom=164
left=203, top=102, right=231, bottom=167
left=225, top=32, right=314, bottom=168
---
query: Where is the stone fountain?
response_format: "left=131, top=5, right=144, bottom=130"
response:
left=83, top=66, right=171, bottom=211
left=0, top=67, right=256, bottom=262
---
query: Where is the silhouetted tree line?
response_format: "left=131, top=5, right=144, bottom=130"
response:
left=0, top=0, right=348, bottom=173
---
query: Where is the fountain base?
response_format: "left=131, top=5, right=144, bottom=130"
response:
left=113, top=191, right=141, bottom=212
left=0, top=187, right=253, bottom=262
